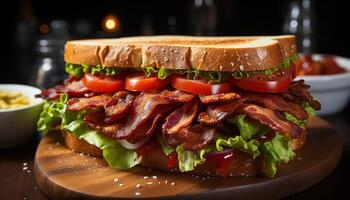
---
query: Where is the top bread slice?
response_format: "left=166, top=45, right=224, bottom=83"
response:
left=64, top=35, right=297, bottom=72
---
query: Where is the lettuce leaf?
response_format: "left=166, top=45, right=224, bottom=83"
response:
left=65, top=63, right=121, bottom=77
left=174, top=135, right=260, bottom=172
left=157, top=135, right=175, bottom=156
left=37, top=94, right=68, bottom=132
left=227, top=115, right=268, bottom=140
left=282, top=112, right=306, bottom=128
left=143, top=66, right=173, bottom=80
left=261, top=134, right=296, bottom=177
left=176, top=145, right=210, bottom=172
left=61, top=112, right=140, bottom=169
left=303, top=102, right=316, bottom=116
left=37, top=94, right=140, bottom=170
left=215, top=135, right=261, bottom=158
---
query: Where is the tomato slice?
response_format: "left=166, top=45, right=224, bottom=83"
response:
left=125, top=73, right=170, bottom=91
left=230, top=69, right=292, bottom=93
left=82, top=73, right=125, bottom=92
left=171, top=75, right=232, bottom=95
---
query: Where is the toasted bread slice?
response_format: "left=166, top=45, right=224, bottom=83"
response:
left=64, top=35, right=297, bottom=72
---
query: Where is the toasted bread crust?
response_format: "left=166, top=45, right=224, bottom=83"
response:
left=64, top=35, right=297, bottom=72
left=61, top=129, right=306, bottom=177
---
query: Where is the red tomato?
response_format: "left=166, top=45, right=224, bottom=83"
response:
left=230, top=69, right=292, bottom=93
left=125, top=73, right=170, bottom=91
left=82, top=73, right=125, bottom=92
left=171, top=76, right=232, bottom=95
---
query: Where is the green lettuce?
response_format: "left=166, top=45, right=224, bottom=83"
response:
left=176, top=145, right=210, bottom=172
left=157, top=135, right=175, bottom=156
left=173, top=135, right=260, bottom=172
left=65, top=63, right=121, bottom=77
left=215, top=135, right=260, bottom=158
left=37, top=94, right=140, bottom=170
left=227, top=115, right=268, bottom=141
left=261, top=134, right=296, bottom=177
left=61, top=112, right=140, bottom=169
left=143, top=66, right=173, bottom=80
left=37, top=94, right=68, bottom=132
left=283, top=112, right=306, bottom=128
left=303, top=102, right=316, bottom=116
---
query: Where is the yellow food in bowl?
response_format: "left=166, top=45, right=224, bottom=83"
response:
left=0, top=91, right=31, bottom=109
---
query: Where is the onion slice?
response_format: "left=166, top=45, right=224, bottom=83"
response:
left=118, top=138, right=150, bottom=150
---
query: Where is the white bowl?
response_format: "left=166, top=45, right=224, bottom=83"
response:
left=0, top=84, right=44, bottom=147
left=296, top=54, right=350, bottom=116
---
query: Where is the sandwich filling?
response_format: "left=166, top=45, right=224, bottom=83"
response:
left=36, top=55, right=320, bottom=177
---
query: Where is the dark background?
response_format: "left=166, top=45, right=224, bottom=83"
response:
left=1, top=0, right=349, bottom=83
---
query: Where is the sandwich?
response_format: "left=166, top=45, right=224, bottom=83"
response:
left=36, top=35, right=320, bottom=177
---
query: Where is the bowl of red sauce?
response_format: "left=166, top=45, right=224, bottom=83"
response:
left=295, top=54, right=350, bottom=115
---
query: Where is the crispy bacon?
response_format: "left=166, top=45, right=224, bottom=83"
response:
left=67, top=91, right=135, bottom=123
left=244, top=94, right=308, bottom=120
left=282, top=80, right=321, bottom=110
left=198, top=100, right=245, bottom=125
left=35, top=80, right=89, bottom=99
left=163, top=99, right=199, bottom=144
left=67, top=94, right=114, bottom=111
left=84, top=112, right=122, bottom=136
left=163, top=99, right=198, bottom=135
left=168, top=124, right=216, bottom=151
left=104, top=91, right=135, bottom=123
left=199, top=93, right=241, bottom=104
left=241, top=104, right=303, bottom=139
left=92, top=90, right=195, bottom=141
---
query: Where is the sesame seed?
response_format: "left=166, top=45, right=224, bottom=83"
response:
left=158, top=181, right=161, bottom=184
left=230, top=62, right=234, bottom=67
left=146, top=182, right=153, bottom=185
left=119, top=183, right=124, bottom=187
left=171, top=182, right=176, bottom=186
left=298, top=157, right=302, bottom=160
left=135, top=192, right=141, bottom=196
left=114, top=178, right=119, bottom=182
left=144, top=176, right=149, bottom=179
left=23, top=166, right=28, bottom=170
left=165, top=180, right=168, bottom=184
left=152, top=175, right=157, bottom=179
left=239, top=65, right=244, bottom=71
left=22, top=162, right=27, bottom=166
left=27, top=170, right=31, bottom=173
left=136, top=184, right=142, bottom=188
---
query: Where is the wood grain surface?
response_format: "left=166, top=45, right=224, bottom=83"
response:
left=34, top=116, right=342, bottom=200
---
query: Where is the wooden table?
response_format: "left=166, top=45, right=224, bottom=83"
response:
left=1, top=107, right=350, bottom=200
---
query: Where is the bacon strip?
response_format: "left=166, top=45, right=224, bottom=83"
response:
left=180, top=125, right=216, bottom=151
left=67, top=91, right=135, bottom=123
left=198, top=100, right=245, bottom=125
left=199, top=93, right=241, bottom=104
left=241, top=104, right=303, bottom=139
left=163, top=99, right=199, bottom=135
left=104, top=92, right=135, bottom=123
left=282, top=80, right=321, bottom=110
left=84, top=112, right=122, bottom=136
left=88, top=90, right=195, bottom=141
left=67, top=94, right=114, bottom=111
left=35, top=80, right=90, bottom=99
left=244, top=94, right=308, bottom=120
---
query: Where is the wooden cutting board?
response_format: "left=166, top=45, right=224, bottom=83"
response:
left=34, top=116, right=342, bottom=200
